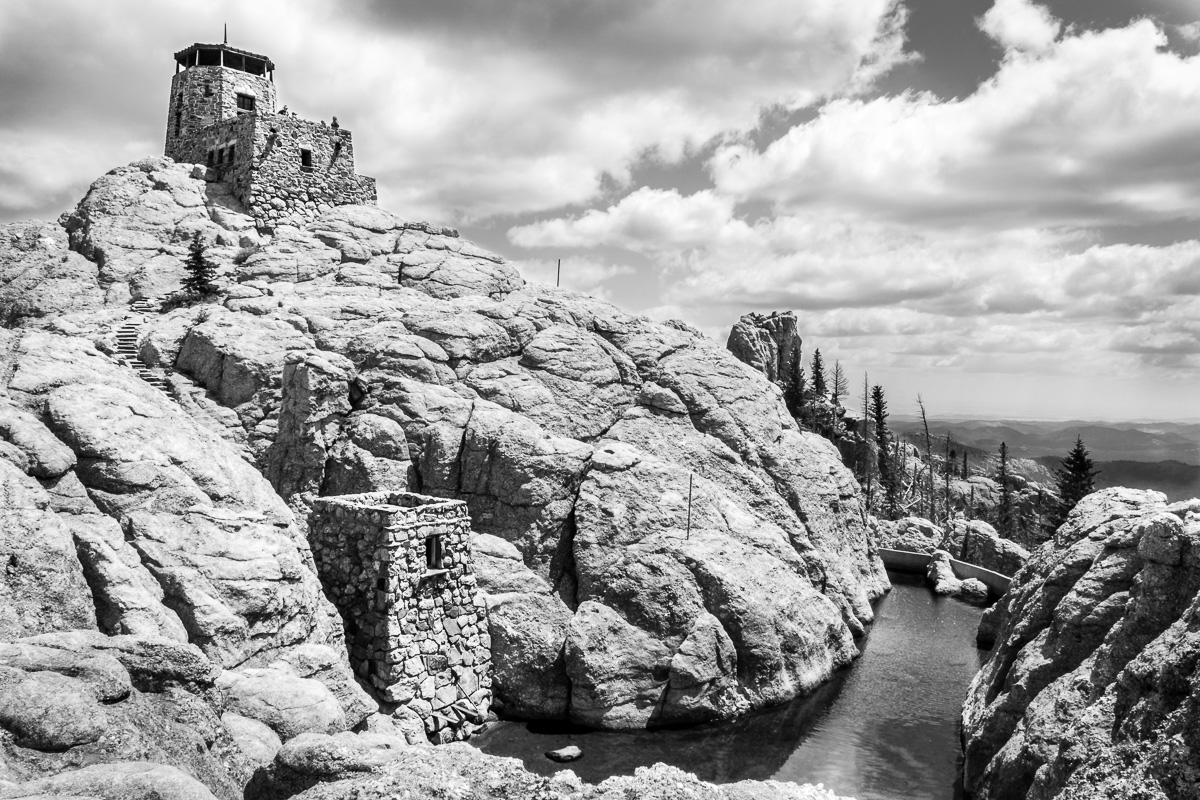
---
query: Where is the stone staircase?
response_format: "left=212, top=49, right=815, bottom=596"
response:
left=112, top=294, right=256, bottom=464
left=114, top=298, right=169, bottom=393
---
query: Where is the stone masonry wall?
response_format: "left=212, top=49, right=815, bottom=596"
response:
left=170, top=115, right=256, bottom=201
left=244, top=114, right=377, bottom=230
left=309, top=491, right=492, bottom=743
left=165, top=64, right=276, bottom=160
left=168, top=112, right=376, bottom=231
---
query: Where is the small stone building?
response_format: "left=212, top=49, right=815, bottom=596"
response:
left=165, top=41, right=376, bottom=230
left=309, top=492, right=492, bottom=742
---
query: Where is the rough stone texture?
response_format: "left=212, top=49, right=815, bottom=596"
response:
left=725, top=311, right=802, bottom=391
left=0, top=221, right=105, bottom=326
left=875, top=516, right=943, bottom=554
left=308, top=492, right=491, bottom=740
left=2, top=330, right=344, bottom=666
left=221, top=712, right=282, bottom=768
left=878, top=516, right=1030, bottom=577
left=217, top=667, right=345, bottom=742
left=485, top=591, right=572, bottom=720
left=941, top=519, right=1030, bottom=577
left=279, top=746, right=852, bottom=800
left=5, top=158, right=889, bottom=732
left=0, top=633, right=249, bottom=799
left=926, top=550, right=963, bottom=596
left=962, top=488, right=1200, bottom=799
left=949, top=475, right=1058, bottom=551
left=0, top=761, right=220, bottom=800
left=0, top=458, right=97, bottom=640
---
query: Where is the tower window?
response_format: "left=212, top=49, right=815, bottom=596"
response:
left=236, top=93, right=255, bottom=113
left=300, top=148, right=313, bottom=172
left=425, top=535, right=444, bottom=571
left=206, top=150, right=214, bottom=167
left=228, top=144, right=236, bottom=164
left=204, top=82, right=213, bottom=98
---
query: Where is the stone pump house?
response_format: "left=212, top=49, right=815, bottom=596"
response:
left=309, top=492, right=492, bottom=743
left=165, top=41, right=376, bottom=229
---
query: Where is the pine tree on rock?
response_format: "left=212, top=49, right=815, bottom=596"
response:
left=183, top=232, right=219, bottom=296
left=997, top=442, right=1013, bottom=537
left=811, top=349, right=827, bottom=400
left=871, top=384, right=899, bottom=519
left=1048, top=435, right=1100, bottom=531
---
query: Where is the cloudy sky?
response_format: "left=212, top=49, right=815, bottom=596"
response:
left=2, top=0, right=1199, bottom=421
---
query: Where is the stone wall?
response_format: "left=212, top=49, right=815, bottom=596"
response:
left=309, top=491, right=491, bottom=742
left=243, top=114, right=377, bottom=230
left=169, top=115, right=256, bottom=202
left=165, top=64, right=276, bottom=160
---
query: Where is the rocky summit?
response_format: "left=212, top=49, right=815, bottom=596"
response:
left=0, top=157, right=885, bottom=798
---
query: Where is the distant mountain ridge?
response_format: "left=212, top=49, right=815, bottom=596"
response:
left=891, top=417, right=1200, bottom=465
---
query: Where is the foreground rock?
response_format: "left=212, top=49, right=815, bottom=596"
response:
left=962, top=488, right=1200, bottom=799
left=5, top=158, right=892, bottom=730
left=278, top=744, right=850, bottom=800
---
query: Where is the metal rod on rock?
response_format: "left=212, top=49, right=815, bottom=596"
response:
left=686, top=473, right=693, bottom=540
left=557, top=258, right=561, bottom=287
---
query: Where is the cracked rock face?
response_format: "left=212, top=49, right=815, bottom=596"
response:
left=962, top=488, right=1200, bottom=799
left=2, top=158, right=889, bottom=733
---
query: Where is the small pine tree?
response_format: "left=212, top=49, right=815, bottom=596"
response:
left=1048, top=436, right=1100, bottom=531
left=997, top=442, right=1013, bottom=537
left=871, top=384, right=899, bottom=519
left=183, top=232, right=219, bottom=296
left=811, top=349, right=827, bottom=400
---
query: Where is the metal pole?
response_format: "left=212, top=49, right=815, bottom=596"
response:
left=686, top=474, right=693, bottom=539
left=556, top=258, right=561, bottom=287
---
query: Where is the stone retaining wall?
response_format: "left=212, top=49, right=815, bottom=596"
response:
left=309, top=491, right=491, bottom=742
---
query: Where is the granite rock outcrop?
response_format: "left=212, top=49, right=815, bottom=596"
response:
left=962, top=488, right=1200, bottom=799
left=0, top=159, right=891, bottom=731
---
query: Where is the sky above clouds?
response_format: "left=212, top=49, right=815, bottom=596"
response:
left=1, top=0, right=1198, bottom=421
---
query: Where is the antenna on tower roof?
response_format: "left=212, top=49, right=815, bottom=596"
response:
left=223, top=23, right=228, bottom=45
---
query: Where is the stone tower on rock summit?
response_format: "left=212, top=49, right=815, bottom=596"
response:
left=165, top=41, right=376, bottom=230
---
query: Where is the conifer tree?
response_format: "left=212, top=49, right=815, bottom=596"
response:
left=1048, top=436, right=1099, bottom=531
left=183, top=232, right=219, bottom=296
left=859, top=373, right=874, bottom=512
left=871, top=384, right=899, bottom=519
left=811, top=349, right=827, bottom=400
left=997, top=442, right=1013, bottom=537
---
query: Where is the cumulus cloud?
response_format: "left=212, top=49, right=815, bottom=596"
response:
left=709, top=16, right=1200, bottom=230
left=0, top=0, right=909, bottom=224
left=509, top=189, right=744, bottom=252
left=978, top=0, right=1061, bottom=53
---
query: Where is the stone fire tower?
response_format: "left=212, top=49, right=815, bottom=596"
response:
left=165, top=41, right=376, bottom=230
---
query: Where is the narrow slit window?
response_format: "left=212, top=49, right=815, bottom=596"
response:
left=236, top=93, right=255, bottom=113
left=206, top=150, right=214, bottom=167
left=425, top=535, right=443, bottom=571
left=228, top=144, right=235, bottom=164
left=300, top=148, right=313, bottom=172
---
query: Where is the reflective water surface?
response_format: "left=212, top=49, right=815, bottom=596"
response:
left=471, top=573, right=988, bottom=800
